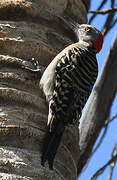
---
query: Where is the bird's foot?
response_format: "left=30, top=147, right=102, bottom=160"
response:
left=23, top=58, right=42, bottom=79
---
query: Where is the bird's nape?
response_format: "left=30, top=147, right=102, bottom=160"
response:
left=93, top=32, right=103, bottom=53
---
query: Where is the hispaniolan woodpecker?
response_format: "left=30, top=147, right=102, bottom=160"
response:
left=25, top=20, right=103, bottom=169
left=39, top=21, right=103, bottom=169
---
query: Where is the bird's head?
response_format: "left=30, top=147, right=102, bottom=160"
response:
left=75, top=24, right=103, bottom=53
left=61, top=17, right=104, bottom=53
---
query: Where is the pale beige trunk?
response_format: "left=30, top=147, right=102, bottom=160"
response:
left=0, top=0, right=89, bottom=179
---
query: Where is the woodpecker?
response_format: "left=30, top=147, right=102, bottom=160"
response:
left=25, top=20, right=103, bottom=169
left=39, top=21, right=103, bottom=169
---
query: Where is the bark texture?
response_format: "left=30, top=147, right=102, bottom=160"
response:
left=0, top=0, right=89, bottom=179
left=77, top=32, right=117, bottom=175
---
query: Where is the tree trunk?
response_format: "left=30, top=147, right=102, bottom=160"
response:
left=77, top=31, right=117, bottom=176
left=0, top=0, right=89, bottom=179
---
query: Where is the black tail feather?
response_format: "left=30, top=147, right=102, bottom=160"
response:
left=47, top=132, right=64, bottom=169
left=41, top=124, right=65, bottom=169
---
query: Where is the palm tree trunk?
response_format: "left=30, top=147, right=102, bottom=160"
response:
left=0, top=0, right=89, bottom=179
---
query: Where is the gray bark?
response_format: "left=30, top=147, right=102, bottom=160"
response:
left=77, top=31, right=117, bottom=176
left=0, top=0, right=89, bottom=179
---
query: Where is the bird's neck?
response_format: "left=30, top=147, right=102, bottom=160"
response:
left=78, top=40, right=96, bottom=52
left=78, top=40, right=97, bottom=55
left=78, top=40, right=93, bottom=48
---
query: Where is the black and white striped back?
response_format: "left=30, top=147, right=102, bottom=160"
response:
left=50, top=44, right=98, bottom=131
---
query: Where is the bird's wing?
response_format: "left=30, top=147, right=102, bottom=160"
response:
left=48, top=50, right=81, bottom=132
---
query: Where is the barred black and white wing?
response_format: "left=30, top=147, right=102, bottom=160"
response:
left=48, top=45, right=98, bottom=131
left=41, top=43, right=98, bottom=169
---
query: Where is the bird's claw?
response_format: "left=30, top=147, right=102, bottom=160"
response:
left=23, top=58, right=42, bottom=79
left=30, top=58, right=40, bottom=71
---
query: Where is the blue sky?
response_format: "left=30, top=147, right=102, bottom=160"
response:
left=79, top=1, right=117, bottom=180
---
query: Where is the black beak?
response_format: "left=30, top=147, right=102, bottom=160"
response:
left=58, top=16, right=80, bottom=31
left=65, top=17, right=80, bottom=30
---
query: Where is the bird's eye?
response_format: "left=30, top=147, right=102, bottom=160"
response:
left=85, top=27, right=91, bottom=32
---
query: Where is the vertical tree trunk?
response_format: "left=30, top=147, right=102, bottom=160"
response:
left=0, top=0, right=89, bottom=179
left=77, top=31, right=117, bottom=176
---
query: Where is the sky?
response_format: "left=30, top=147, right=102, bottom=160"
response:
left=79, top=1, right=117, bottom=180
